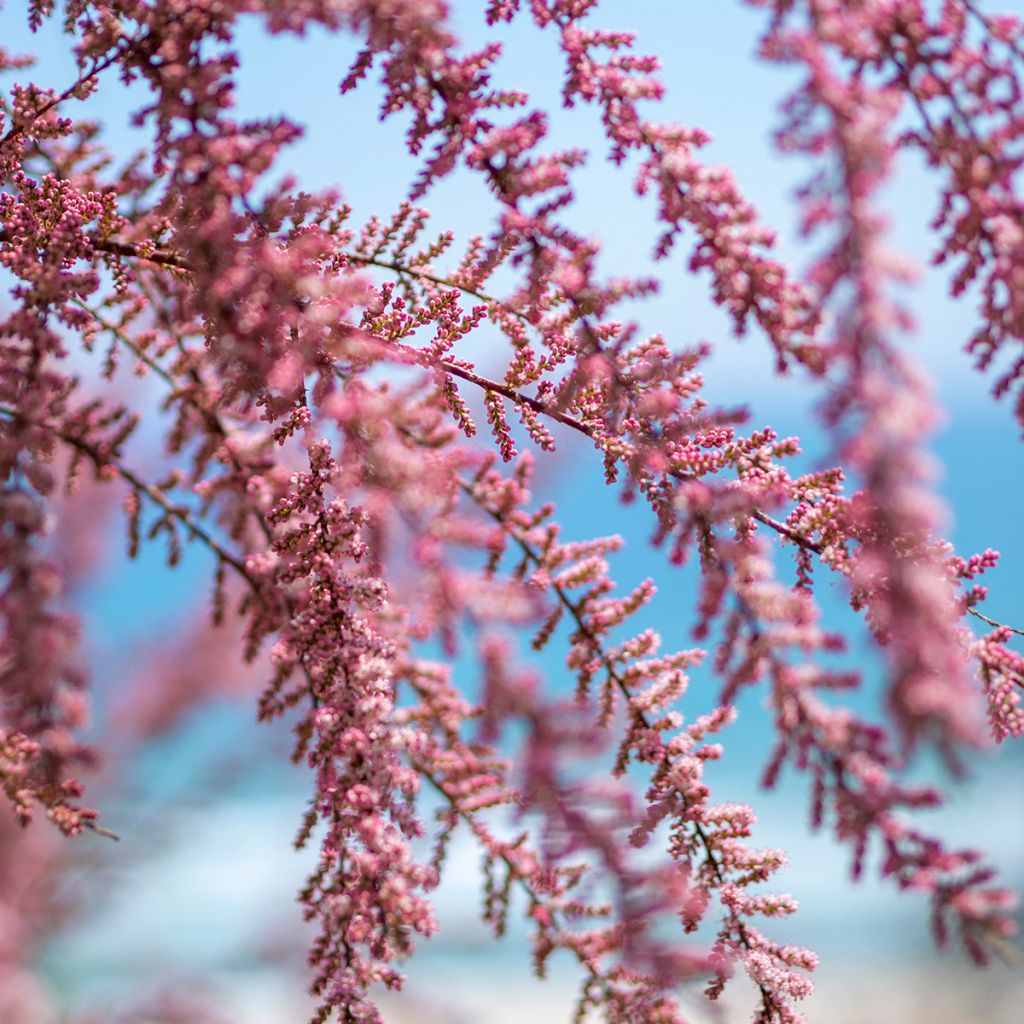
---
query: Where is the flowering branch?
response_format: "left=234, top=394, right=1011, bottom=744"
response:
left=2, top=2, right=1022, bottom=1022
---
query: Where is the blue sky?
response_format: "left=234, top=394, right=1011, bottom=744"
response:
left=3, top=1, right=1023, bottom=1021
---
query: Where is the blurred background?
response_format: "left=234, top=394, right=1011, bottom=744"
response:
left=2, top=1, right=1023, bottom=1021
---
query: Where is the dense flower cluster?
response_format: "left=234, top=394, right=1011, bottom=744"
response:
left=1, top=1, right=1022, bottom=1022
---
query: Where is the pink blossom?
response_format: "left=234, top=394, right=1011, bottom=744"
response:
left=0, top=1, right=1021, bottom=1020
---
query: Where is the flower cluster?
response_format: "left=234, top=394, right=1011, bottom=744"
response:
left=0, top=1, right=1022, bottom=1022
left=975, top=626, right=1024, bottom=743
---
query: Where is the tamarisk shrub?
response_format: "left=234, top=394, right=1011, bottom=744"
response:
left=1, top=0, right=1023, bottom=1020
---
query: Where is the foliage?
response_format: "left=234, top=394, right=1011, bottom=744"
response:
left=1, top=1, right=1023, bottom=1021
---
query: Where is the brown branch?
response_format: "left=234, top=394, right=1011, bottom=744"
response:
left=78, top=299, right=283, bottom=559
left=0, top=406, right=257, bottom=586
left=346, top=253, right=535, bottom=326
left=0, top=227, right=191, bottom=270
left=0, top=44, right=129, bottom=151
left=1, top=220, right=824, bottom=558
left=968, top=606, right=1024, bottom=638
left=84, top=820, right=121, bottom=841
left=88, top=236, right=192, bottom=270
left=0, top=225, right=906, bottom=570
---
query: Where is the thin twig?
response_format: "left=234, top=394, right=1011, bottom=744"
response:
left=968, top=606, right=1024, bottom=637
left=0, top=406, right=256, bottom=586
left=0, top=43, right=131, bottom=150
left=347, top=253, right=535, bottom=327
